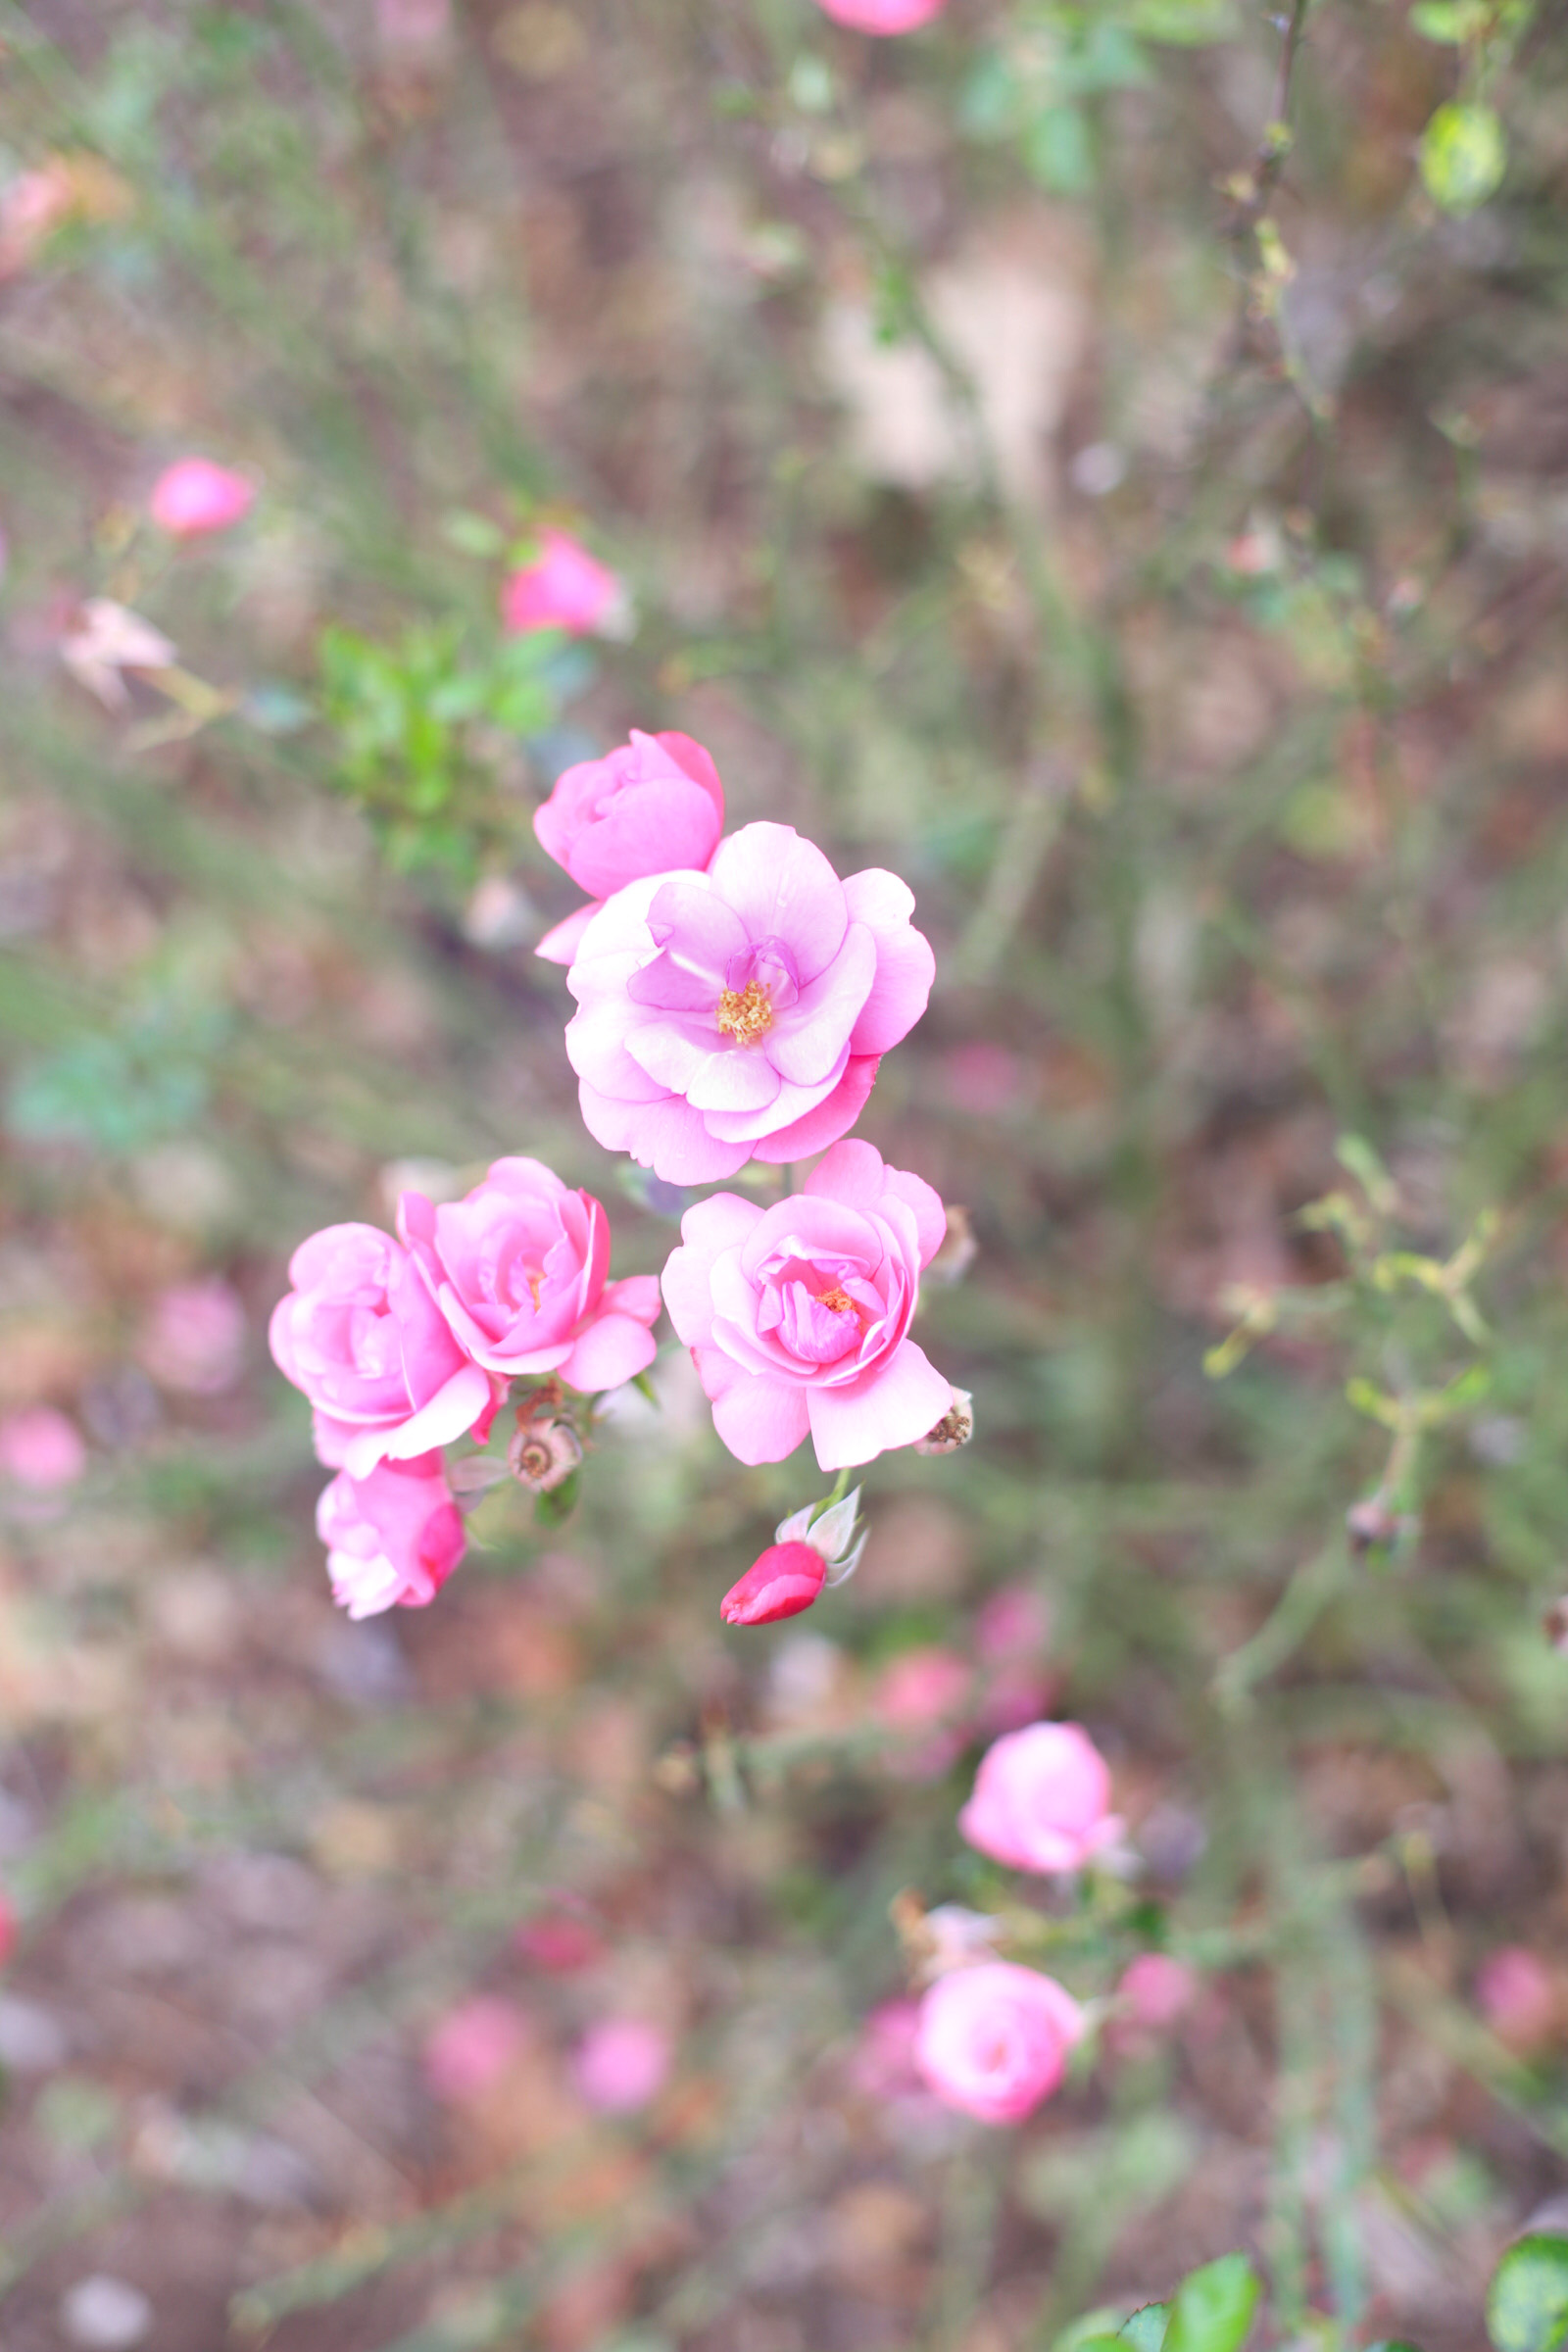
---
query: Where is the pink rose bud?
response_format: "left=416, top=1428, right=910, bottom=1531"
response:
left=398, top=1156, right=661, bottom=1396
left=874, top=1647, right=972, bottom=1732
left=662, top=1140, right=953, bottom=1468
left=814, top=0, right=947, bottom=26
left=514, top=1909, right=604, bottom=1973
left=422, top=1994, right=527, bottom=2104
left=0, top=1406, right=86, bottom=1491
left=138, top=1278, right=247, bottom=1395
left=850, top=1997, right=924, bottom=2098
left=1117, top=1953, right=1199, bottom=2032
left=148, top=458, right=256, bottom=538
left=566, top=825, right=935, bottom=1186
left=958, top=1722, right=1124, bottom=1876
left=720, top=1541, right=828, bottom=1626
left=975, top=1585, right=1051, bottom=1664
left=914, top=1962, right=1084, bottom=2125
left=1475, top=1945, right=1557, bottom=2049
left=270, top=1222, right=496, bottom=1478
left=571, top=2018, right=670, bottom=2113
left=532, top=730, right=725, bottom=966
left=316, top=1450, right=466, bottom=1618
left=501, top=526, right=625, bottom=638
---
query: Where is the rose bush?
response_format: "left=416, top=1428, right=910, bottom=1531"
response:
left=317, top=1449, right=466, bottom=1618
left=533, top=730, right=725, bottom=966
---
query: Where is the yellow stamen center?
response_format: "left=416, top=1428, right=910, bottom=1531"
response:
left=716, top=979, right=774, bottom=1047
left=817, top=1286, right=855, bottom=1316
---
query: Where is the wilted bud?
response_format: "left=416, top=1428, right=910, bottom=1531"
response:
left=1347, top=1494, right=1416, bottom=1554
left=914, top=1390, right=974, bottom=1456
left=508, top=1413, right=582, bottom=1494
left=720, top=1542, right=828, bottom=1627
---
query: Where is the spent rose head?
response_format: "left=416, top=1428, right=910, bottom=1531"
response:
left=915, top=1962, right=1084, bottom=2125
left=534, top=731, right=725, bottom=966
left=398, top=1156, right=661, bottom=1396
left=501, top=526, right=625, bottom=638
left=317, top=1449, right=466, bottom=1618
left=148, top=457, right=256, bottom=537
left=662, top=1139, right=954, bottom=1470
left=564, top=821, right=935, bottom=1185
left=958, top=1721, right=1124, bottom=1876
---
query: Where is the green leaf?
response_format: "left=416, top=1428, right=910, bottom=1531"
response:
left=1364, top=2340, right=1427, bottom=2350
left=1419, top=101, right=1506, bottom=215
left=1409, top=0, right=1489, bottom=37
left=1162, top=2254, right=1261, bottom=2352
left=441, top=509, right=507, bottom=557
left=533, top=1470, right=581, bottom=1529
left=1022, top=103, right=1094, bottom=194
left=958, top=50, right=1020, bottom=138
left=1129, top=0, right=1240, bottom=42
left=1487, top=2235, right=1568, bottom=2352
left=1119, top=2309, right=1169, bottom=2351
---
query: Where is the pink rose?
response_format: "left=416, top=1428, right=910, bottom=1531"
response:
left=958, top=1722, right=1124, bottom=1875
left=139, top=1278, right=247, bottom=1395
left=316, top=1449, right=466, bottom=1618
left=269, top=1223, right=495, bottom=1477
left=423, top=1994, right=527, bottom=2103
left=533, top=731, right=726, bottom=967
left=1476, top=1946, right=1557, bottom=2049
left=873, top=1644, right=973, bottom=1779
left=501, top=526, right=624, bottom=638
left=564, top=822, right=935, bottom=1185
left=398, top=1157, right=660, bottom=1395
left=0, top=1406, right=85, bottom=1491
left=915, top=1963, right=1083, bottom=2125
left=571, top=2018, right=670, bottom=2113
left=851, top=1998, right=924, bottom=2099
left=148, top=458, right=256, bottom=537
left=662, top=1139, right=954, bottom=1470
left=1117, top=1953, right=1198, bottom=2033
left=814, top=0, right=947, bottom=26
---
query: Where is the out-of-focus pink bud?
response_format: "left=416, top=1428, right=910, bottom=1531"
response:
left=1117, top=1953, right=1198, bottom=2032
left=874, top=1646, right=972, bottom=1732
left=720, top=1541, right=827, bottom=1627
left=976, top=1662, right=1058, bottom=1737
left=0, top=1891, right=16, bottom=1969
left=975, top=1585, right=1051, bottom=1664
left=501, top=527, right=626, bottom=638
left=0, top=1407, right=86, bottom=1492
left=571, top=2018, right=670, bottom=2113
left=139, top=1278, right=247, bottom=1395
left=958, top=1721, right=1124, bottom=1876
left=148, top=458, right=256, bottom=538
left=1476, top=1945, right=1557, bottom=2050
left=814, top=0, right=947, bottom=27
left=850, top=1998, right=923, bottom=2098
left=942, top=1042, right=1024, bottom=1116
left=914, top=1962, right=1083, bottom=2125
left=423, top=1995, right=527, bottom=2104
left=515, top=1909, right=604, bottom=1973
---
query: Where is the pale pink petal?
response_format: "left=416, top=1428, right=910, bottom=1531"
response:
left=765, top=924, right=877, bottom=1087
left=700, top=1049, right=849, bottom=1145
left=536, top=903, right=601, bottom=965
left=750, top=1055, right=880, bottom=1164
left=843, top=868, right=936, bottom=1054
left=708, top=824, right=848, bottom=982
left=684, top=1049, right=783, bottom=1115
left=805, top=1139, right=888, bottom=1210
left=558, top=1311, right=659, bottom=1394
left=565, top=999, right=673, bottom=1102
left=600, top=1274, right=662, bottom=1326
left=566, top=873, right=667, bottom=977
left=805, top=1341, right=954, bottom=1470
left=710, top=1372, right=812, bottom=1465
left=361, top=1361, right=494, bottom=1471
left=880, top=1167, right=947, bottom=1265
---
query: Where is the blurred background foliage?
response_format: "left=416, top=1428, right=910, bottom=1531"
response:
left=1, top=0, right=1568, bottom=2345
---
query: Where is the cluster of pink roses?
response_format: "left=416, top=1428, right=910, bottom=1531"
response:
left=272, top=720, right=958, bottom=1613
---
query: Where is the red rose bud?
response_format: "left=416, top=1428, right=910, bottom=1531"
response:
left=720, top=1542, right=828, bottom=1627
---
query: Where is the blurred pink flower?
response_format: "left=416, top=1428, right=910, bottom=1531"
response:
left=976, top=1661, right=1058, bottom=1737
left=1117, top=1953, right=1199, bottom=2032
left=662, top=1140, right=952, bottom=1469
left=148, top=458, right=256, bottom=538
left=316, top=1450, right=466, bottom=1618
left=270, top=1222, right=495, bottom=1477
left=958, top=1722, right=1123, bottom=1875
left=0, top=1406, right=85, bottom=1491
left=915, top=1963, right=1083, bottom=2125
left=515, top=1909, right=604, bottom=1973
left=814, top=0, right=947, bottom=28
left=874, top=1646, right=972, bottom=1732
left=376, top=0, right=452, bottom=53
left=423, top=1994, right=526, bottom=2103
left=565, top=823, right=935, bottom=1185
left=139, top=1278, right=247, bottom=1395
left=572, top=2018, right=670, bottom=2113
left=59, top=598, right=176, bottom=710
left=502, top=526, right=624, bottom=638
left=851, top=1997, right=924, bottom=2098
left=720, top=1541, right=828, bottom=1627
left=0, top=1891, right=14, bottom=1969
left=399, top=1156, right=660, bottom=1396
left=942, top=1043, right=1024, bottom=1117
left=534, top=732, right=725, bottom=966
left=975, top=1585, right=1051, bottom=1664
left=1476, top=1945, right=1557, bottom=2049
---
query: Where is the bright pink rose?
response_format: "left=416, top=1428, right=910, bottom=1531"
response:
left=423, top=1994, right=526, bottom=2103
left=148, top=458, right=256, bottom=537
left=571, top=2018, right=670, bottom=2113
left=958, top=1722, right=1124, bottom=1875
left=316, top=1449, right=466, bottom=1618
left=662, top=1139, right=953, bottom=1470
left=0, top=1406, right=85, bottom=1491
left=534, top=732, right=725, bottom=966
left=915, top=1963, right=1083, bottom=2125
left=501, top=526, right=624, bottom=637
left=564, top=822, right=935, bottom=1185
left=398, top=1157, right=660, bottom=1396
left=815, top=0, right=947, bottom=25
left=270, top=1223, right=495, bottom=1477
left=720, top=1541, right=828, bottom=1626
left=139, top=1277, right=247, bottom=1395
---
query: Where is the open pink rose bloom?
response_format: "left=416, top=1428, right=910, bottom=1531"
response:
left=534, top=730, right=725, bottom=967
left=317, top=1449, right=466, bottom=1618
left=270, top=1223, right=496, bottom=1478
left=958, top=1721, right=1125, bottom=1875
left=398, top=1156, right=661, bottom=1395
left=662, top=1139, right=954, bottom=1470
left=915, top=1962, right=1084, bottom=2125
left=814, top=0, right=948, bottom=27
left=148, top=456, right=256, bottom=536
left=565, top=822, right=935, bottom=1185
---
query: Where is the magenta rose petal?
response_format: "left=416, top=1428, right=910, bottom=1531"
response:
left=710, top=1374, right=812, bottom=1464
left=558, top=1311, right=659, bottom=1394
left=842, top=868, right=937, bottom=1054
left=749, top=1056, right=880, bottom=1164
left=805, top=1341, right=955, bottom=1471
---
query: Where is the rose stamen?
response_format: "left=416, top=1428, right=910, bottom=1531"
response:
left=715, top=978, right=774, bottom=1047
left=816, top=1286, right=856, bottom=1316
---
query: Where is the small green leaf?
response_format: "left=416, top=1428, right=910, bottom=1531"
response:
left=1409, top=0, right=1489, bottom=36
left=441, top=509, right=507, bottom=557
left=1162, top=2253, right=1261, bottom=2352
left=1486, top=2234, right=1568, bottom=2352
left=1364, top=2340, right=1427, bottom=2350
left=1419, top=101, right=1506, bottom=215
left=958, top=50, right=1019, bottom=138
left=1119, top=2308, right=1169, bottom=2351
left=533, top=1469, right=581, bottom=1529
left=1022, top=103, right=1094, bottom=194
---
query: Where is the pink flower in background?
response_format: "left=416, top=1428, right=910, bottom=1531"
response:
left=1476, top=1945, right=1557, bottom=2049
left=942, top=1043, right=1024, bottom=1117
left=975, top=1585, right=1051, bottom=1663
left=662, top=1139, right=953, bottom=1469
left=958, top=1722, right=1123, bottom=1876
left=565, top=822, right=935, bottom=1185
left=502, top=526, right=625, bottom=638
left=148, top=458, right=256, bottom=537
left=0, top=1407, right=85, bottom=1491
left=720, top=1541, right=828, bottom=1626
left=423, top=1994, right=526, bottom=2103
left=0, top=1891, right=14, bottom=1968
left=814, top=0, right=947, bottom=26
left=915, top=1963, right=1083, bottom=2125
left=534, top=732, right=725, bottom=966
left=316, top=1449, right=466, bottom=1617
left=515, top=1909, right=604, bottom=1973
left=1117, top=1953, right=1198, bottom=2033
left=399, top=1157, right=660, bottom=1396
left=875, top=1646, right=972, bottom=1731
left=270, top=1223, right=495, bottom=1477
left=139, top=1278, right=247, bottom=1395
left=572, top=2018, right=670, bottom=2113
left=851, top=1998, right=924, bottom=2099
